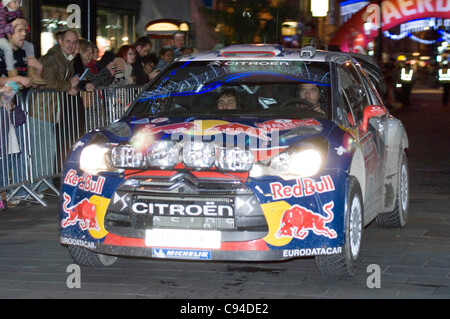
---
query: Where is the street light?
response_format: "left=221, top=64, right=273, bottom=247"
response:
left=311, top=0, right=329, bottom=18
left=311, top=0, right=329, bottom=47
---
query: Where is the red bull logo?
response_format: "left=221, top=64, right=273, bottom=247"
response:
left=276, top=202, right=337, bottom=240
left=61, top=193, right=99, bottom=231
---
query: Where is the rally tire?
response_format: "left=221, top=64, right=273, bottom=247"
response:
left=315, top=177, right=363, bottom=278
left=376, top=150, right=409, bottom=228
left=68, top=245, right=118, bottom=267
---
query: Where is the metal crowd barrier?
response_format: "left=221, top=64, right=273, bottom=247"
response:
left=0, top=84, right=145, bottom=206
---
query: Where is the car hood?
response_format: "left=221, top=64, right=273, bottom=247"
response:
left=101, top=116, right=335, bottom=148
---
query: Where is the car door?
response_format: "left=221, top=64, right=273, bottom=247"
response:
left=338, top=61, right=385, bottom=219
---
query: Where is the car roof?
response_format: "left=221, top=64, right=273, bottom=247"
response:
left=177, top=44, right=382, bottom=81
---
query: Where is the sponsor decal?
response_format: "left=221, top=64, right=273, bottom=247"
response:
left=224, top=61, right=290, bottom=66
left=143, top=122, right=198, bottom=135
left=132, top=202, right=234, bottom=217
left=152, top=248, right=211, bottom=260
left=276, top=201, right=337, bottom=240
left=140, top=120, right=273, bottom=140
left=61, top=193, right=100, bottom=231
left=204, top=122, right=270, bottom=141
left=335, top=146, right=347, bottom=156
left=256, top=119, right=321, bottom=131
left=269, top=175, right=335, bottom=200
left=60, top=236, right=96, bottom=250
left=64, top=169, right=105, bottom=195
left=283, top=246, right=342, bottom=257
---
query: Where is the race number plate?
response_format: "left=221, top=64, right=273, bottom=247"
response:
left=145, top=229, right=221, bottom=249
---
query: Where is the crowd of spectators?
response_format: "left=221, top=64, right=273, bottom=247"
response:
left=0, top=3, right=192, bottom=208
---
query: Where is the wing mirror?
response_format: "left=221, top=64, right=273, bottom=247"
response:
left=361, top=105, right=386, bottom=133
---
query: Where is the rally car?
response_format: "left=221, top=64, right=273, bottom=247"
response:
left=60, top=44, right=409, bottom=278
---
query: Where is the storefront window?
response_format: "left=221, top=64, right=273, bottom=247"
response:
left=39, top=5, right=136, bottom=57
left=96, top=9, right=136, bottom=56
left=40, top=5, right=82, bottom=55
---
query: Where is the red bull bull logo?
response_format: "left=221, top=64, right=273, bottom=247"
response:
left=276, top=201, right=337, bottom=240
left=61, top=193, right=99, bottom=231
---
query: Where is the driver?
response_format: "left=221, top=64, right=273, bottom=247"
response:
left=298, top=83, right=326, bottom=114
left=217, top=89, right=239, bottom=110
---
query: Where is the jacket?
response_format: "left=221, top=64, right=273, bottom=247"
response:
left=30, top=45, right=74, bottom=123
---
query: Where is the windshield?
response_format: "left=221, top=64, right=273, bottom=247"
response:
left=129, top=60, right=331, bottom=119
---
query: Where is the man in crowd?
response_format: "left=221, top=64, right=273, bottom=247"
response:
left=171, top=31, right=186, bottom=59
left=27, top=29, right=79, bottom=192
left=132, top=36, right=152, bottom=85
left=40, top=29, right=79, bottom=95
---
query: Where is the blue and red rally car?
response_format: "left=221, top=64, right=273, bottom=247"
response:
left=60, top=45, right=409, bottom=277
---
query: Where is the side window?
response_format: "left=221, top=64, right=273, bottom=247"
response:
left=339, top=63, right=371, bottom=125
left=355, top=64, right=384, bottom=106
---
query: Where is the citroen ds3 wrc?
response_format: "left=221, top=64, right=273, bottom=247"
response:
left=60, top=44, right=409, bottom=277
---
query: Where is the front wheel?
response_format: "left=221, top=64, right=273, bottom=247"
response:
left=316, top=177, right=363, bottom=278
left=68, top=245, right=118, bottom=267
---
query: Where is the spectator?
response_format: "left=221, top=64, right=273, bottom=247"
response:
left=74, top=40, right=116, bottom=90
left=28, top=29, right=79, bottom=190
left=0, top=82, right=26, bottom=207
left=180, top=45, right=194, bottom=56
left=132, top=36, right=152, bottom=85
left=86, top=41, right=99, bottom=75
left=113, top=45, right=137, bottom=85
left=141, top=53, right=159, bottom=80
left=96, top=50, right=116, bottom=72
left=155, top=46, right=173, bottom=71
left=40, top=29, right=79, bottom=95
left=1, top=17, right=35, bottom=87
left=73, top=39, right=95, bottom=92
left=0, top=1, right=46, bottom=85
left=171, top=31, right=186, bottom=58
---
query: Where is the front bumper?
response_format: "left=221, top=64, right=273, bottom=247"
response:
left=60, top=168, right=347, bottom=262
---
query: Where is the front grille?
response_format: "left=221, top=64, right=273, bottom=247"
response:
left=104, top=170, right=268, bottom=239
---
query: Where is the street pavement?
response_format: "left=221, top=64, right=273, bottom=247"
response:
left=0, top=86, right=449, bottom=300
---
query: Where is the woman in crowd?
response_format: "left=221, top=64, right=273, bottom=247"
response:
left=73, top=39, right=116, bottom=90
left=113, top=45, right=137, bottom=85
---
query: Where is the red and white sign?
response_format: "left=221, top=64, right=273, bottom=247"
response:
left=380, top=0, right=450, bottom=31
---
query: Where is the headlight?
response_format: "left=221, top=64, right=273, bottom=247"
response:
left=111, top=145, right=143, bottom=168
left=182, top=142, right=215, bottom=169
left=217, top=147, right=253, bottom=171
left=250, top=147, right=324, bottom=179
left=80, top=144, right=111, bottom=175
left=147, top=141, right=181, bottom=168
left=285, top=149, right=322, bottom=177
